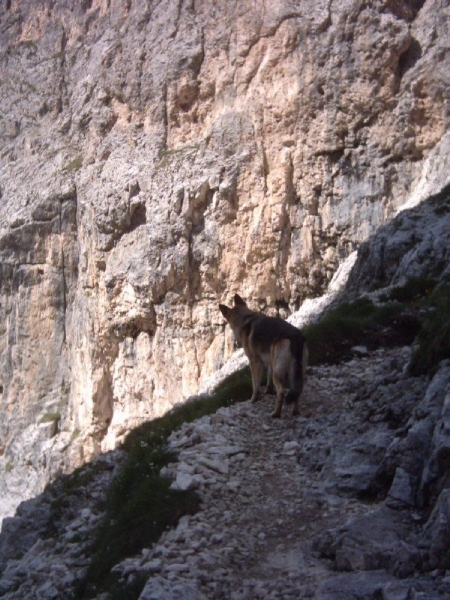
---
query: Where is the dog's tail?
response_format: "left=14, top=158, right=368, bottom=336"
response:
left=285, top=336, right=308, bottom=404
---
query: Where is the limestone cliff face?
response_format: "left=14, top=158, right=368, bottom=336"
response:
left=0, top=0, right=449, bottom=519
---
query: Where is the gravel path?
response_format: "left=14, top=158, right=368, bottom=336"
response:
left=124, top=346, right=435, bottom=600
left=3, top=346, right=449, bottom=600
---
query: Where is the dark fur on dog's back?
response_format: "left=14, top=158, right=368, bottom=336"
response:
left=242, top=314, right=305, bottom=348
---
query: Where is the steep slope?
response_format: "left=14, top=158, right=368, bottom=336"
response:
left=1, top=0, right=449, bottom=521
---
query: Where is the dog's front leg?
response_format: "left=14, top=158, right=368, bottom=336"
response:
left=250, top=360, right=264, bottom=403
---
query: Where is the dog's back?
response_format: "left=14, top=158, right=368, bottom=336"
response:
left=242, top=313, right=305, bottom=347
left=219, top=295, right=308, bottom=417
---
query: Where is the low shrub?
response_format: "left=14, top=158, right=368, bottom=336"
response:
left=380, top=276, right=437, bottom=303
left=63, top=155, right=83, bottom=173
left=302, top=274, right=449, bottom=376
left=38, top=412, right=61, bottom=425
left=303, top=297, right=409, bottom=365
left=409, top=279, right=450, bottom=376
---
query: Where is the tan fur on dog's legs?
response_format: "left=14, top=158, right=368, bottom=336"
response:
left=264, top=365, right=274, bottom=394
left=271, top=371, right=284, bottom=418
left=272, top=391, right=284, bottom=418
left=250, top=360, right=264, bottom=403
left=291, top=375, right=304, bottom=416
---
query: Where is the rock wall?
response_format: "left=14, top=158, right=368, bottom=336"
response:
left=0, top=0, right=449, bottom=520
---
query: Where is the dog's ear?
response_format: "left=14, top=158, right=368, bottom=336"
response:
left=234, top=294, right=247, bottom=307
left=219, top=304, right=230, bottom=319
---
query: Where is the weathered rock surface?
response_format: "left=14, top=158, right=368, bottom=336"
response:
left=1, top=0, right=450, bottom=519
left=0, top=450, right=123, bottom=598
left=345, top=183, right=450, bottom=296
left=1, top=346, right=450, bottom=599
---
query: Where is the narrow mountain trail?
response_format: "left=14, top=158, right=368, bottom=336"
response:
left=2, top=345, right=449, bottom=600
left=116, top=345, right=445, bottom=600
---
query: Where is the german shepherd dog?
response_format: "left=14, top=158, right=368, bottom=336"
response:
left=219, top=294, right=308, bottom=418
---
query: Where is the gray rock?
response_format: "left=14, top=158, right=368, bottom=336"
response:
left=381, top=581, right=418, bottom=600
left=197, top=456, right=229, bottom=476
left=141, top=559, right=163, bottom=574
left=315, top=571, right=395, bottom=600
left=322, top=508, right=410, bottom=572
left=386, top=468, right=416, bottom=508
left=170, top=472, right=197, bottom=492
left=139, top=579, right=208, bottom=600
left=422, top=489, right=450, bottom=570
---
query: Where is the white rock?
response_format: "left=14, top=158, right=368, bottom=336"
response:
left=198, top=457, right=229, bottom=475
left=170, top=473, right=197, bottom=491
left=164, top=563, right=190, bottom=572
left=283, top=441, right=300, bottom=455
left=141, top=559, right=163, bottom=573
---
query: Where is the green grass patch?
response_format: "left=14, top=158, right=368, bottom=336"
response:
left=38, top=412, right=61, bottom=425
left=302, top=274, right=449, bottom=375
left=303, top=297, right=409, bottom=365
left=374, top=275, right=450, bottom=376
left=79, top=448, right=198, bottom=599
left=19, top=40, right=38, bottom=52
left=63, top=155, right=83, bottom=174
left=154, top=144, right=200, bottom=171
left=77, top=367, right=252, bottom=599
left=380, top=277, right=437, bottom=304
left=70, top=428, right=81, bottom=441
left=409, top=278, right=450, bottom=376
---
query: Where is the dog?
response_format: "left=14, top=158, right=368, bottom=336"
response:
left=219, top=294, right=308, bottom=417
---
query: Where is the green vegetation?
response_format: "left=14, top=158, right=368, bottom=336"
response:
left=70, top=428, right=81, bottom=441
left=154, top=144, right=200, bottom=171
left=78, top=113, right=91, bottom=130
left=5, top=461, right=13, bottom=473
left=373, top=275, right=450, bottom=375
left=19, top=40, right=38, bottom=52
left=63, top=155, right=83, bottom=174
left=409, top=278, right=450, bottom=376
left=78, top=367, right=252, bottom=599
left=61, top=379, right=71, bottom=395
left=303, top=274, right=450, bottom=377
left=303, top=296, right=411, bottom=365
left=379, top=276, right=437, bottom=304
left=38, top=412, right=61, bottom=425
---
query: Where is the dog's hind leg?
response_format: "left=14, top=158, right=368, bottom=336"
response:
left=264, top=365, right=274, bottom=394
left=286, top=338, right=307, bottom=416
left=271, top=341, right=290, bottom=418
left=250, top=359, right=264, bottom=403
left=271, top=369, right=284, bottom=418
